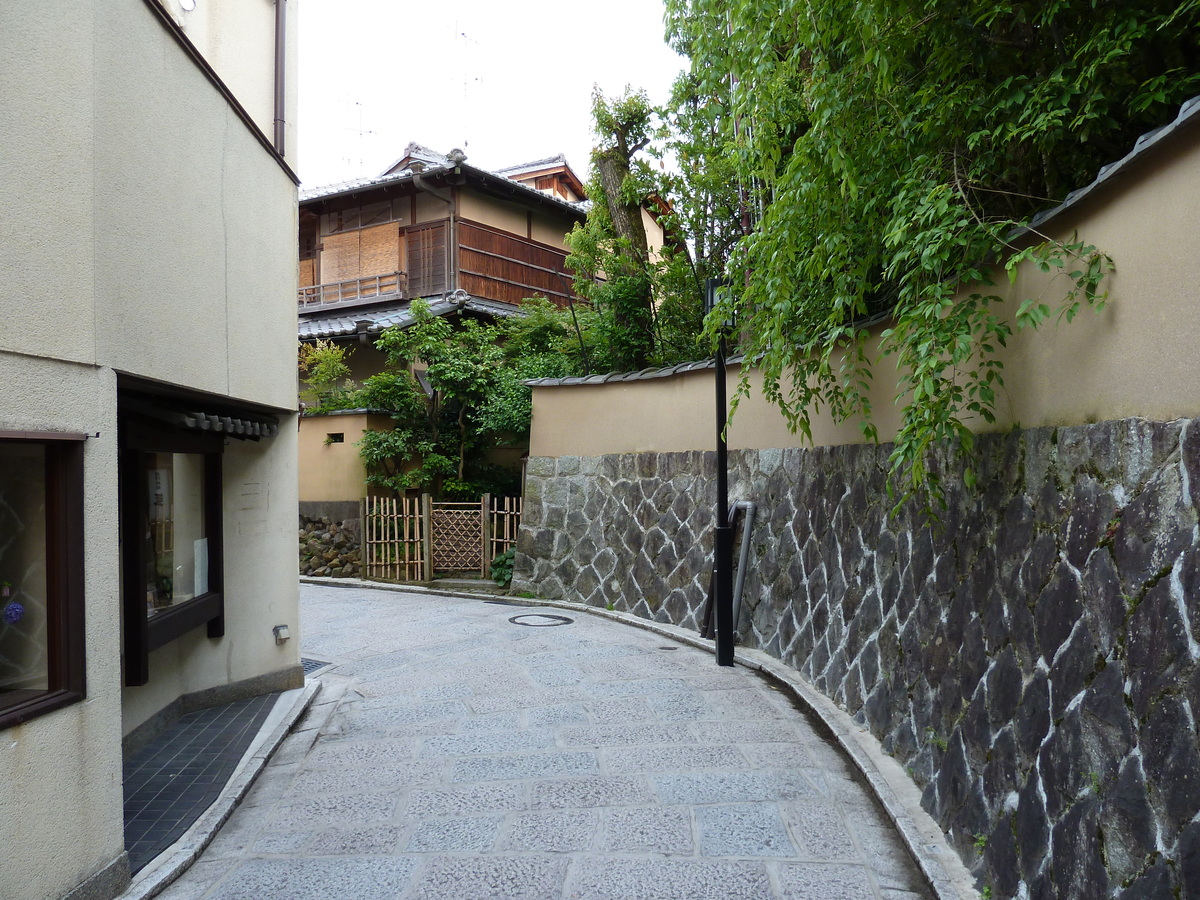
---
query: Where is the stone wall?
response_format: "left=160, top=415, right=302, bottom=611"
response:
left=299, top=513, right=361, bottom=577
left=514, top=417, right=1200, bottom=900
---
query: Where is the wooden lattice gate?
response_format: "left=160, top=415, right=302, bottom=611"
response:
left=364, top=494, right=522, bottom=581
left=430, top=501, right=483, bottom=572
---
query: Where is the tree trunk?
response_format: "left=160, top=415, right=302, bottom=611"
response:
left=595, top=151, right=655, bottom=369
left=595, top=151, right=650, bottom=266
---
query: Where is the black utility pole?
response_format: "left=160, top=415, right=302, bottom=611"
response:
left=707, top=278, right=734, bottom=667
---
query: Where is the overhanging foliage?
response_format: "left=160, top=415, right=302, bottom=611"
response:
left=665, top=0, right=1200, bottom=505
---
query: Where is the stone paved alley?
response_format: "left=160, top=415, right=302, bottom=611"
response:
left=153, top=583, right=940, bottom=900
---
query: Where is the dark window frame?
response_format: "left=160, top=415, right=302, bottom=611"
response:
left=120, top=419, right=225, bottom=687
left=0, top=433, right=86, bottom=730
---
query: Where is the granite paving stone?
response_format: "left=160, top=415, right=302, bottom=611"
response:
left=307, top=824, right=405, bottom=855
left=603, top=744, right=746, bottom=772
left=652, top=770, right=822, bottom=805
left=207, top=858, right=416, bottom=900
left=404, top=783, right=527, bottom=816
left=559, top=723, right=695, bottom=748
left=697, top=802, right=797, bottom=857
left=781, top=800, right=861, bottom=860
left=567, top=858, right=774, bottom=900
left=531, top=774, right=653, bottom=809
left=498, top=810, right=598, bottom=852
left=775, top=862, right=880, bottom=900
left=406, top=855, right=568, bottom=900
left=404, top=814, right=503, bottom=851
left=525, top=703, right=590, bottom=727
left=449, top=749, right=597, bottom=782
left=151, top=584, right=936, bottom=900
left=600, top=806, right=695, bottom=855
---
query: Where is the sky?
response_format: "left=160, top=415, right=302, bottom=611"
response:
left=297, top=0, right=687, bottom=190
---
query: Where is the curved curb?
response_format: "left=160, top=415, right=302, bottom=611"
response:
left=302, top=577, right=979, bottom=900
left=116, top=681, right=322, bottom=900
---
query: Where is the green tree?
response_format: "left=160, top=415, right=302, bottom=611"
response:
left=665, top=0, right=1200, bottom=504
left=567, top=88, right=660, bottom=371
left=567, top=88, right=717, bottom=371
left=297, top=339, right=357, bottom=411
left=362, top=301, right=514, bottom=498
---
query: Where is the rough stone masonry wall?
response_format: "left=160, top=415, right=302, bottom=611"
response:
left=513, top=417, right=1200, bottom=900
left=299, top=513, right=362, bottom=577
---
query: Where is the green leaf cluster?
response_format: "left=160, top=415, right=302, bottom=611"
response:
left=298, top=339, right=359, bottom=412
left=664, top=0, right=1198, bottom=506
left=329, top=299, right=601, bottom=500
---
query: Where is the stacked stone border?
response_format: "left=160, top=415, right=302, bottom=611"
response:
left=298, top=508, right=362, bottom=578
left=514, top=416, right=1200, bottom=900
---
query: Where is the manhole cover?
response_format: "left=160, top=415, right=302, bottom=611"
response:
left=509, top=613, right=574, bottom=627
left=301, top=657, right=331, bottom=675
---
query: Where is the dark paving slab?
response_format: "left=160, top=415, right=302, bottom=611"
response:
left=123, top=693, right=277, bottom=873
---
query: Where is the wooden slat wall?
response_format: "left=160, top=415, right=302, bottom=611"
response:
left=457, top=220, right=574, bottom=307
left=406, top=221, right=448, bottom=297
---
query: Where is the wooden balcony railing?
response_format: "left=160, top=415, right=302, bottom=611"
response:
left=298, top=271, right=406, bottom=310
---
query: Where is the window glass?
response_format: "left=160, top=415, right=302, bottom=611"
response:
left=0, top=443, right=50, bottom=701
left=144, top=452, right=209, bottom=617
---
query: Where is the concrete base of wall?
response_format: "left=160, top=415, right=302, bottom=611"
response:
left=299, top=499, right=361, bottom=523
left=122, top=664, right=304, bottom=758
left=61, top=852, right=130, bottom=900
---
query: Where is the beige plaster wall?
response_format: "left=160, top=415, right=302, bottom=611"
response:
left=415, top=192, right=450, bottom=224
left=458, top=191, right=528, bottom=236
left=0, top=358, right=125, bottom=900
left=92, top=1, right=298, bottom=410
left=531, top=130, right=1200, bottom=457
left=1, top=2, right=299, bottom=896
left=0, top=4, right=97, bottom=366
left=298, top=413, right=391, bottom=503
left=157, top=0, right=299, bottom=167
left=531, top=210, right=575, bottom=251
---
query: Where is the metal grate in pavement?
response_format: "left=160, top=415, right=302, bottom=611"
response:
left=301, top=657, right=332, bottom=675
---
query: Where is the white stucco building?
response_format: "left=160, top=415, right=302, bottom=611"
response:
left=0, top=2, right=300, bottom=897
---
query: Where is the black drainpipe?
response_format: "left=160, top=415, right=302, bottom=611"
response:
left=273, top=0, right=287, bottom=155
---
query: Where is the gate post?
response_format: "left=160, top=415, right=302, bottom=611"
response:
left=421, top=493, right=433, bottom=582
left=481, top=493, right=492, bottom=579
left=360, top=496, right=367, bottom=578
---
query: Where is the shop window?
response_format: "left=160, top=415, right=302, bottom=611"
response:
left=143, top=452, right=211, bottom=617
left=118, top=383, right=279, bottom=687
left=0, top=435, right=85, bottom=729
left=121, top=444, right=222, bottom=687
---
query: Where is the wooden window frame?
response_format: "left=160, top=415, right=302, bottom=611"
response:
left=120, top=423, right=225, bottom=687
left=0, top=435, right=86, bottom=730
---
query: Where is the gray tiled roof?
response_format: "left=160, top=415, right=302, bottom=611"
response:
left=1025, top=94, right=1200, bottom=232
left=298, top=293, right=524, bottom=340
left=524, top=355, right=748, bottom=388
left=300, top=147, right=587, bottom=217
left=494, top=154, right=571, bottom=176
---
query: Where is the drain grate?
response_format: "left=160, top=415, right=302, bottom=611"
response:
left=301, top=657, right=331, bottom=675
left=508, top=614, right=574, bottom=627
